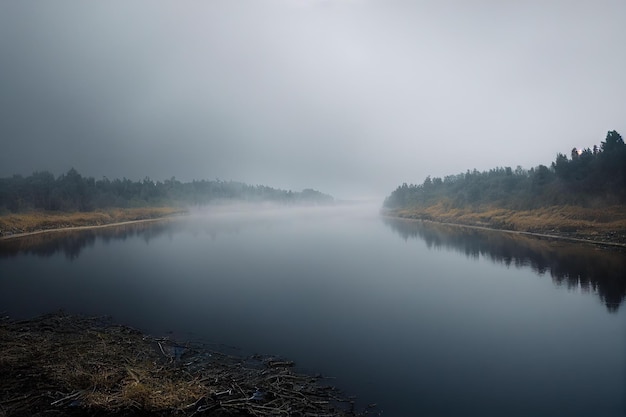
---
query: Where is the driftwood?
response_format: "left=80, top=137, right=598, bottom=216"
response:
left=0, top=312, right=375, bottom=417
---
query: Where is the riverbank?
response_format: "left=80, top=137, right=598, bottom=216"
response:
left=384, top=203, right=626, bottom=247
left=0, top=208, right=186, bottom=240
left=0, top=313, right=363, bottom=417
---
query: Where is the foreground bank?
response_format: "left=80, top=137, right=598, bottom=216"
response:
left=0, top=313, right=365, bottom=417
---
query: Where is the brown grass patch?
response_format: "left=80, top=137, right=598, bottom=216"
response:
left=0, top=313, right=363, bottom=417
left=389, top=204, right=626, bottom=245
left=0, top=207, right=185, bottom=238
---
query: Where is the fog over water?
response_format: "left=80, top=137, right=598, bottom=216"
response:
left=1, top=1, right=626, bottom=199
left=1, top=2, right=626, bottom=414
left=0, top=205, right=624, bottom=417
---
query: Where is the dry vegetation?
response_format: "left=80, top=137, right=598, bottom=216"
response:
left=388, top=203, right=626, bottom=246
left=0, top=313, right=367, bottom=417
left=0, top=207, right=185, bottom=239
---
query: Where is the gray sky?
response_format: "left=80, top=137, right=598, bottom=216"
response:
left=1, top=0, right=625, bottom=200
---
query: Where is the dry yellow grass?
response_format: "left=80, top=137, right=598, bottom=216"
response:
left=389, top=203, right=626, bottom=245
left=0, top=314, right=207, bottom=414
left=0, top=207, right=185, bottom=238
left=1, top=313, right=360, bottom=416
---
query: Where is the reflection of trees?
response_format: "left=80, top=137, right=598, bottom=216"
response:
left=383, top=218, right=626, bottom=312
left=0, top=217, right=253, bottom=261
left=0, top=222, right=173, bottom=260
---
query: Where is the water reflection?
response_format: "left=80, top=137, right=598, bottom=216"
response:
left=3, top=215, right=626, bottom=315
left=0, top=222, right=173, bottom=260
left=0, top=213, right=278, bottom=260
left=383, top=217, right=626, bottom=312
left=1, top=211, right=624, bottom=416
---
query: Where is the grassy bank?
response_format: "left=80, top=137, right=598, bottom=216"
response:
left=386, top=203, right=626, bottom=246
left=0, top=207, right=186, bottom=239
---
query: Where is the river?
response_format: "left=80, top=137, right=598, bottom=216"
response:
left=1, top=204, right=624, bottom=417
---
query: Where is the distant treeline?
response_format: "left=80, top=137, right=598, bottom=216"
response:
left=384, top=130, right=626, bottom=210
left=0, top=169, right=333, bottom=213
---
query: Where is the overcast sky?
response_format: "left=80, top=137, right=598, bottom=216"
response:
left=1, top=1, right=625, bottom=200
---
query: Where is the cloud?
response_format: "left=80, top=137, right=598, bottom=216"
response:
left=1, top=0, right=625, bottom=200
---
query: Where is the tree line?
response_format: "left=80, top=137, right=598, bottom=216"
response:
left=384, top=130, right=626, bottom=210
left=0, top=169, right=333, bottom=213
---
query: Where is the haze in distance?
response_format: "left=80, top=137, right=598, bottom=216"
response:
left=1, top=0, right=625, bottom=200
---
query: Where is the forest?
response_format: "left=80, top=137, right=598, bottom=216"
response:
left=0, top=170, right=333, bottom=213
left=384, top=130, right=626, bottom=210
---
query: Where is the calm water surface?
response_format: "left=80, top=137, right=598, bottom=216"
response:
left=1, top=205, right=625, bottom=417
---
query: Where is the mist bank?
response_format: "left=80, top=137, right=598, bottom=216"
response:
left=0, top=198, right=381, bottom=241
left=0, top=169, right=334, bottom=214
left=383, top=130, right=626, bottom=245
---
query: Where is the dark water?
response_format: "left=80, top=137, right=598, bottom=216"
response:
left=1, top=205, right=625, bottom=417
